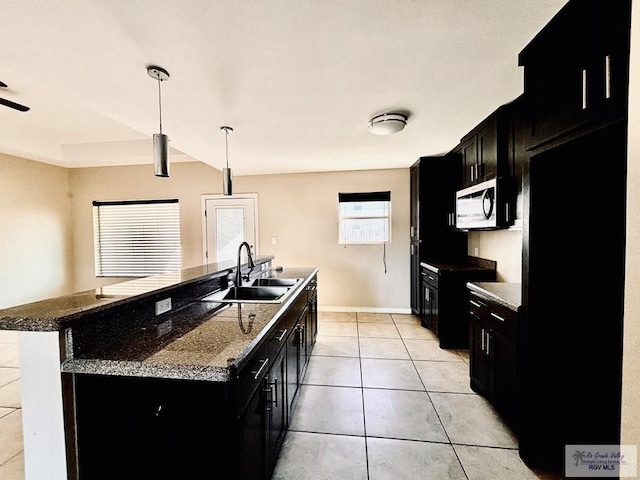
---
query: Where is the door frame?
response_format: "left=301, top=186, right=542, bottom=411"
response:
left=200, top=193, right=260, bottom=265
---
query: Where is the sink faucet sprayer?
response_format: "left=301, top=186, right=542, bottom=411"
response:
left=235, top=242, right=255, bottom=287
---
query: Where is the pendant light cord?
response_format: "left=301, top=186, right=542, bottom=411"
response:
left=157, top=78, right=163, bottom=135
left=225, top=130, right=229, bottom=169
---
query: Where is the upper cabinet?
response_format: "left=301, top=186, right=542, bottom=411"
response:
left=459, top=99, right=522, bottom=189
left=518, top=1, right=631, bottom=150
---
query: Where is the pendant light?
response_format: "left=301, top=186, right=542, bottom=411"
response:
left=147, top=66, right=170, bottom=177
left=220, top=126, right=234, bottom=195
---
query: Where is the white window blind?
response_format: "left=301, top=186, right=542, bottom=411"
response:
left=338, top=191, right=391, bottom=244
left=93, top=199, right=182, bottom=277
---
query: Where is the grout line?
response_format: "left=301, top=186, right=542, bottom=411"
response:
left=355, top=312, right=371, bottom=480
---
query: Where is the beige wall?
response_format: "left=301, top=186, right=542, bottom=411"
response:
left=0, top=153, right=74, bottom=308
left=621, top=0, right=640, bottom=460
left=69, top=163, right=410, bottom=310
left=468, top=229, right=522, bottom=283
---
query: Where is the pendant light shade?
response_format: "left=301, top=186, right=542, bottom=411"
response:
left=147, top=66, right=170, bottom=177
left=221, top=126, right=234, bottom=195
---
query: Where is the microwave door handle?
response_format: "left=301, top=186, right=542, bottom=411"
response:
left=481, top=189, right=494, bottom=220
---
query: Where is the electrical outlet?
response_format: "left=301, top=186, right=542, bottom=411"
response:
left=155, top=297, right=172, bottom=316
left=473, top=247, right=479, bottom=256
left=271, top=236, right=278, bottom=245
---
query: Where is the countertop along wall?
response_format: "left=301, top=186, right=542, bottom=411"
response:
left=69, top=163, right=410, bottom=311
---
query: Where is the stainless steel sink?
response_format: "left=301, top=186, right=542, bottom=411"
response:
left=249, top=277, right=301, bottom=287
left=201, top=285, right=293, bottom=304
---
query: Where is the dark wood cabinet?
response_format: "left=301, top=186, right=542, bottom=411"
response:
left=420, top=260, right=496, bottom=349
left=420, top=267, right=439, bottom=337
left=468, top=291, right=518, bottom=431
left=518, top=0, right=630, bottom=471
left=518, top=0, right=631, bottom=150
left=410, top=156, right=468, bottom=315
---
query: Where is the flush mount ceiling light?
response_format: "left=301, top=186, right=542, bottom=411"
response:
left=368, top=113, right=407, bottom=135
left=220, top=126, right=234, bottom=195
left=147, top=65, right=170, bottom=177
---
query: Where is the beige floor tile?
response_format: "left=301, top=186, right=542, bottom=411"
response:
left=391, top=313, right=421, bottom=325
left=319, top=311, right=357, bottom=323
left=0, top=331, right=19, bottom=344
left=273, top=432, right=367, bottom=480
left=0, top=368, right=20, bottom=388
left=356, top=312, right=393, bottom=323
left=396, top=324, right=437, bottom=340
left=357, top=323, right=400, bottom=339
left=0, top=345, right=19, bottom=367
left=303, top=356, right=362, bottom=387
left=454, top=444, right=565, bottom=480
left=361, top=358, right=424, bottom=391
left=430, top=392, right=518, bottom=448
left=359, top=338, right=410, bottom=360
left=0, top=381, right=21, bottom=409
left=289, top=385, right=364, bottom=436
left=312, top=335, right=360, bottom=357
left=404, top=339, right=464, bottom=362
left=317, top=322, right=358, bottom=337
left=367, top=438, right=467, bottom=480
left=0, top=452, right=24, bottom=480
left=363, top=388, right=448, bottom=442
left=0, top=410, right=23, bottom=465
left=414, top=360, right=474, bottom=393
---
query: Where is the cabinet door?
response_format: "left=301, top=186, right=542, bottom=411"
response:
left=469, top=314, right=490, bottom=396
left=461, top=136, right=477, bottom=187
left=491, top=330, right=518, bottom=430
left=410, top=248, right=421, bottom=314
left=286, top=327, right=300, bottom=416
left=421, top=280, right=438, bottom=337
left=266, top=345, right=288, bottom=478
left=238, top=381, right=268, bottom=480
left=297, top=306, right=310, bottom=382
left=478, top=123, right=498, bottom=181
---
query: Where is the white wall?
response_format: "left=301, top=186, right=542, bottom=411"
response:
left=0, top=153, right=74, bottom=308
left=69, top=162, right=410, bottom=310
left=621, top=0, right=640, bottom=460
left=468, top=229, right=522, bottom=283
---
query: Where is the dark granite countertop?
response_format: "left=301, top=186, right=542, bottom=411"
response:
left=466, top=282, right=522, bottom=312
left=0, top=256, right=274, bottom=331
left=420, top=255, right=497, bottom=274
left=61, top=266, right=318, bottom=382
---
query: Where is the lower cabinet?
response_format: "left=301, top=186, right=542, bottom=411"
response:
left=74, top=275, right=318, bottom=480
left=468, top=290, right=519, bottom=431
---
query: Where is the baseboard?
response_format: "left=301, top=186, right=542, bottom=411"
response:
left=318, top=306, right=413, bottom=315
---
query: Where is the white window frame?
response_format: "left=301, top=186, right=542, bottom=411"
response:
left=338, top=191, right=391, bottom=245
left=93, top=199, right=182, bottom=277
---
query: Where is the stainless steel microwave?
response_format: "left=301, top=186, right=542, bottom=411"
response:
left=455, top=178, right=506, bottom=230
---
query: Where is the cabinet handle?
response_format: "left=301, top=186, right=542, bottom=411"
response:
left=252, top=358, right=270, bottom=380
left=428, top=275, right=435, bottom=281
left=267, top=378, right=278, bottom=407
left=485, top=332, right=490, bottom=355
left=275, top=328, right=288, bottom=342
left=470, top=300, right=482, bottom=308
left=490, top=312, right=506, bottom=323
left=263, top=383, right=273, bottom=411
left=582, top=68, right=588, bottom=110
left=605, top=55, right=611, bottom=99
left=481, top=328, right=485, bottom=352
left=299, top=324, right=305, bottom=348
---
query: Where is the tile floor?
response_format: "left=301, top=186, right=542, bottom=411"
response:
left=272, top=311, right=563, bottom=480
left=0, top=313, right=563, bottom=479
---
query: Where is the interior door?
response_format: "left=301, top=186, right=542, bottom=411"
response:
left=203, top=195, right=258, bottom=265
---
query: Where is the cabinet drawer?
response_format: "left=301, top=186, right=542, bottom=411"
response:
left=420, top=268, right=439, bottom=287
left=488, top=303, right=517, bottom=340
left=237, top=339, right=270, bottom=415
left=469, top=292, right=489, bottom=318
left=269, top=314, right=289, bottom=360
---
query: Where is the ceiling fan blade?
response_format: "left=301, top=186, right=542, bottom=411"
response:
left=0, top=81, right=7, bottom=88
left=0, top=97, right=30, bottom=112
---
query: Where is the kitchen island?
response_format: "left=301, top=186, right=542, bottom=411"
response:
left=0, top=256, right=318, bottom=479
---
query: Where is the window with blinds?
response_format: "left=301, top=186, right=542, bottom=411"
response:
left=93, top=199, right=182, bottom=277
left=338, top=191, right=391, bottom=244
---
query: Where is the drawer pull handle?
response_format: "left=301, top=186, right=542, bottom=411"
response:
left=470, top=300, right=482, bottom=308
left=252, top=358, right=270, bottom=379
left=490, top=312, right=506, bottom=322
left=275, top=328, right=288, bottom=342
left=428, top=276, right=435, bottom=281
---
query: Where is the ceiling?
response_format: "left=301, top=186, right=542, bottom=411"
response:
left=0, top=0, right=569, bottom=176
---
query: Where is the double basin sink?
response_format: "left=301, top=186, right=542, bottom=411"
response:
left=205, top=277, right=302, bottom=304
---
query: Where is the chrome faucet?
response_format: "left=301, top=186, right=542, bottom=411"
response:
left=235, top=241, right=255, bottom=287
